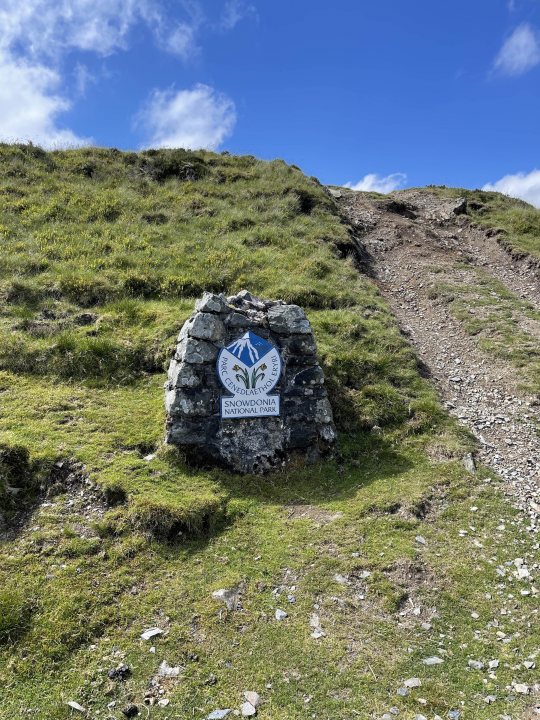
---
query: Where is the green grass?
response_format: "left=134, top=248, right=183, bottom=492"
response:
left=430, top=265, right=540, bottom=394
left=0, top=146, right=538, bottom=719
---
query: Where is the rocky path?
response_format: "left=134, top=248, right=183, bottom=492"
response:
left=336, top=188, right=540, bottom=524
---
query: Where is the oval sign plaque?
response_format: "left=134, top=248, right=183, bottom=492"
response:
left=217, top=331, right=281, bottom=418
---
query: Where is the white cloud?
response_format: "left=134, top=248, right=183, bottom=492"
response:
left=0, top=0, right=160, bottom=58
left=220, top=0, right=257, bottom=31
left=162, top=22, right=200, bottom=59
left=73, top=63, right=96, bottom=97
left=0, top=0, right=158, bottom=147
left=0, top=50, right=90, bottom=148
left=0, top=1, right=241, bottom=148
left=155, top=1, right=204, bottom=59
left=136, top=84, right=236, bottom=150
left=344, top=173, right=407, bottom=194
left=483, top=169, right=540, bottom=207
left=493, top=23, right=540, bottom=76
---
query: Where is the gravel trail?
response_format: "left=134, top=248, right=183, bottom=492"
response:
left=337, top=188, right=540, bottom=523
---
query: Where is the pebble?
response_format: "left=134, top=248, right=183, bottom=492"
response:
left=207, top=711, right=231, bottom=720
left=107, top=663, right=131, bottom=681
left=244, top=692, right=261, bottom=708
left=212, top=586, right=242, bottom=611
left=513, top=682, right=530, bottom=694
left=67, top=701, right=86, bottom=713
left=415, top=535, right=427, bottom=546
left=241, top=702, right=257, bottom=717
left=158, top=660, right=180, bottom=677
left=140, top=627, right=163, bottom=641
left=275, top=609, right=288, bottom=621
left=423, top=656, right=444, bottom=665
left=403, top=678, right=422, bottom=688
left=122, top=705, right=139, bottom=718
left=467, top=659, right=484, bottom=670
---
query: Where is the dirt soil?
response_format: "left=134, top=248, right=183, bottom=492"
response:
left=336, top=188, right=540, bottom=522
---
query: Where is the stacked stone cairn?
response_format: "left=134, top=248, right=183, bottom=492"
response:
left=165, top=290, right=336, bottom=473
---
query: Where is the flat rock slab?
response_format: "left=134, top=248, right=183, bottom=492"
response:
left=165, top=290, right=336, bottom=473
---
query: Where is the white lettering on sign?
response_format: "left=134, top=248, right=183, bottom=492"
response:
left=217, top=331, right=281, bottom=418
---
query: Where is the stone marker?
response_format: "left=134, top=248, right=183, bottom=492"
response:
left=165, top=290, right=336, bottom=473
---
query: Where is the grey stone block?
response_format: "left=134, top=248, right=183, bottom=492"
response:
left=267, top=304, right=311, bottom=334
left=195, top=292, right=229, bottom=314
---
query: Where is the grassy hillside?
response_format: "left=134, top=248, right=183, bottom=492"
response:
left=0, top=146, right=538, bottom=720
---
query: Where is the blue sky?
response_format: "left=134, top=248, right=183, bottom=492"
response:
left=1, top=0, right=540, bottom=204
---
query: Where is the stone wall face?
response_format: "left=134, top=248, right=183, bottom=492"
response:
left=164, top=290, right=336, bottom=474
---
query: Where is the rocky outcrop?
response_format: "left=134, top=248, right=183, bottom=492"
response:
left=165, top=290, right=336, bottom=474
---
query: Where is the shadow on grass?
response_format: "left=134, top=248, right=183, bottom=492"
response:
left=198, top=431, right=412, bottom=510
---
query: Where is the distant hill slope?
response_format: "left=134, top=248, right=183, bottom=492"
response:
left=1, top=145, right=538, bottom=720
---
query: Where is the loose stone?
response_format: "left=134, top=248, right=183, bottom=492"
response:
left=141, top=627, right=163, bottom=641
left=241, top=702, right=257, bottom=717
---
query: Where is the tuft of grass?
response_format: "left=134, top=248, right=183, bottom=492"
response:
left=0, top=587, right=35, bottom=645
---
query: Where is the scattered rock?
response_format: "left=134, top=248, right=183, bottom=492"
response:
left=462, top=453, right=476, bottom=474
left=67, top=701, right=86, bottom=713
left=244, top=692, right=261, bottom=708
left=240, top=701, right=257, bottom=717
left=158, top=661, right=181, bottom=678
left=108, top=664, right=131, bottom=681
left=467, top=659, right=484, bottom=670
left=403, top=678, right=422, bottom=688
left=122, top=704, right=139, bottom=718
left=309, top=613, right=325, bottom=638
left=141, top=627, right=163, bottom=641
left=275, top=608, right=288, bottom=621
left=207, top=710, right=231, bottom=720
left=212, top=586, right=242, bottom=611
left=423, top=656, right=444, bottom=666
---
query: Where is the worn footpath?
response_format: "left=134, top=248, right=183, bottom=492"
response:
left=337, top=188, right=540, bottom=523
